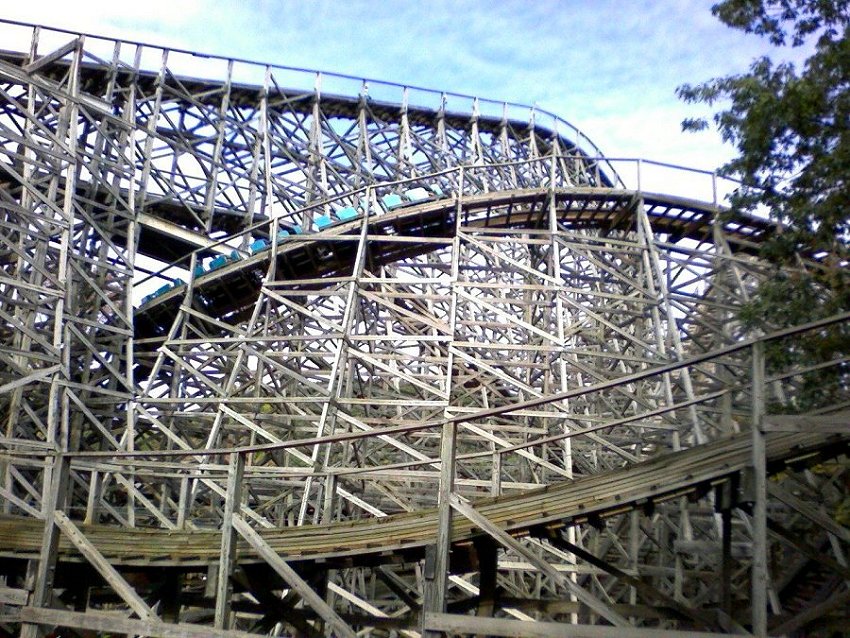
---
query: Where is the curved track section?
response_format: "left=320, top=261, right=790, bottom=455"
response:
left=134, top=187, right=772, bottom=348
left=1, top=20, right=849, bottom=638
left=0, top=429, right=846, bottom=566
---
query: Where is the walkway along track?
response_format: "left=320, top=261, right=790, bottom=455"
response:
left=1, top=429, right=845, bottom=568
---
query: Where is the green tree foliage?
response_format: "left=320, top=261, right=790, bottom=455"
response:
left=678, top=1, right=850, bottom=409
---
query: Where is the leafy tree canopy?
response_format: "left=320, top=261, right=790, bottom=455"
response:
left=678, top=1, right=850, bottom=408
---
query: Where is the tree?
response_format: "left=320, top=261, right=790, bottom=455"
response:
left=678, top=0, right=850, bottom=410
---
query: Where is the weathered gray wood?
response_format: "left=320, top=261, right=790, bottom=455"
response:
left=762, top=412, right=850, bottom=433
left=767, top=519, right=850, bottom=581
left=750, top=341, right=767, bottom=637
left=721, top=506, right=733, bottom=616
left=23, top=38, right=80, bottom=74
left=214, top=452, right=244, bottom=629
left=0, top=586, right=28, bottom=605
left=53, top=510, right=157, bottom=620
left=231, top=514, right=357, bottom=638
left=4, top=21, right=850, bottom=637
left=422, top=419, right=458, bottom=623
left=70, top=311, right=850, bottom=462
left=20, top=454, right=69, bottom=638
left=548, top=534, right=717, bottom=630
left=423, top=612, right=733, bottom=637
left=769, top=588, right=850, bottom=636
left=0, top=430, right=843, bottom=568
left=449, top=495, right=629, bottom=627
left=19, top=606, right=259, bottom=638
left=766, top=481, right=850, bottom=545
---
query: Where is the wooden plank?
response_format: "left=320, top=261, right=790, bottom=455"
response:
left=546, top=536, right=717, bottom=630
left=423, top=612, right=730, bottom=637
left=422, top=422, right=457, bottom=621
left=0, top=364, right=60, bottom=396
left=24, top=38, right=80, bottom=74
left=449, top=495, right=628, bottom=627
left=19, top=607, right=259, bottom=638
left=0, top=430, right=844, bottom=566
left=769, top=588, right=850, bottom=636
left=53, top=511, right=157, bottom=620
left=767, top=520, right=850, bottom=581
left=231, top=514, right=357, bottom=638
left=766, top=482, right=850, bottom=545
left=20, top=455, right=70, bottom=638
left=0, top=586, right=27, bottom=605
left=215, top=452, right=244, bottom=629
left=762, top=412, right=850, bottom=433
left=0, top=485, right=42, bottom=519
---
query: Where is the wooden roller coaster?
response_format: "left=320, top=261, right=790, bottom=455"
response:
left=0, top=19, right=848, bottom=638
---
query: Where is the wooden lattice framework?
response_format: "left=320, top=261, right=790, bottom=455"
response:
left=0, top=20, right=848, bottom=638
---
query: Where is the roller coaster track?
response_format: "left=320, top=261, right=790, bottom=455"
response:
left=134, top=187, right=773, bottom=348
left=0, top=429, right=846, bottom=567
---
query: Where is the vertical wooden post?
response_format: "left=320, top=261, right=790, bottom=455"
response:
left=422, top=167, right=464, bottom=634
left=629, top=510, right=639, bottom=610
left=215, top=452, right=244, bottom=629
left=751, top=341, right=767, bottom=636
left=21, top=454, right=69, bottom=638
left=721, top=506, right=733, bottom=616
left=715, top=480, right=734, bottom=617
left=475, top=537, right=498, bottom=619
left=176, top=475, right=190, bottom=528
left=422, top=419, right=457, bottom=630
left=322, top=473, right=338, bottom=523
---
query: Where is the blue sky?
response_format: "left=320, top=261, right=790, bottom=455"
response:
left=3, top=1, right=792, bottom=174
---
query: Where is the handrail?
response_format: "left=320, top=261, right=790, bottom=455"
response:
left=68, top=309, right=850, bottom=459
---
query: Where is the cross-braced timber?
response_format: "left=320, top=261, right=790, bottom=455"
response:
left=0, top=19, right=848, bottom=638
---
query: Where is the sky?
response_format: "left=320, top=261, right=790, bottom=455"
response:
left=1, top=1, right=795, bottom=182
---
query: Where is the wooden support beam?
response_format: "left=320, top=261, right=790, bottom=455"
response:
left=215, top=452, right=244, bottom=629
left=19, top=607, right=261, bottom=638
left=449, top=495, right=629, bottom=627
left=769, top=588, right=850, bottom=636
left=767, top=519, right=850, bottom=581
left=475, top=536, right=498, bottom=618
left=230, top=514, right=357, bottom=638
left=53, top=510, right=158, bottom=621
left=761, top=412, right=850, bottom=433
left=377, top=566, right=421, bottom=611
left=422, top=420, right=458, bottom=622
left=721, top=507, right=733, bottom=617
left=766, top=481, right=850, bottom=545
left=750, top=341, right=767, bottom=637
left=546, top=534, right=718, bottom=630
left=423, top=612, right=735, bottom=637
left=0, top=586, right=28, bottom=605
left=23, top=38, right=80, bottom=74
left=20, top=454, right=69, bottom=638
